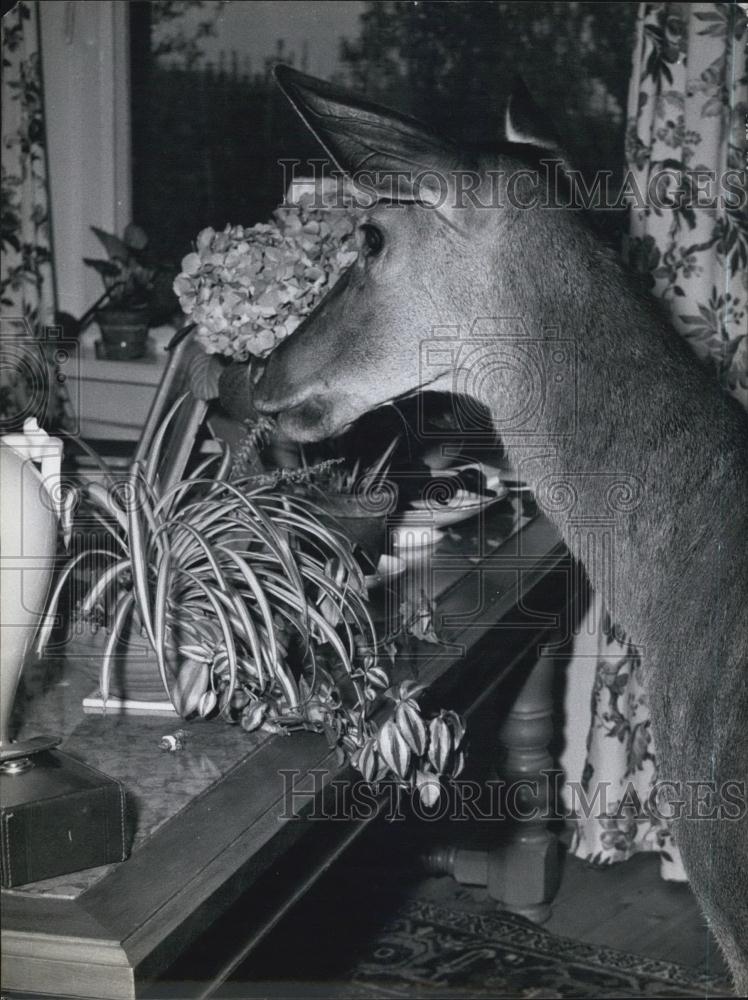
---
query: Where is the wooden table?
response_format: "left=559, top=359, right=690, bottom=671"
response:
left=1, top=502, right=573, bottom=999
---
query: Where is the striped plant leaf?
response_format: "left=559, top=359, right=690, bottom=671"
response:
left=364, top=665, right=390, bottom=691
left=172, top=658, right=210, bottom=717
left=100, top=591, right=135, bottom=707
left=84, top=481, right=128, bottom=532
left=198, top=689, right=218, bottom=717
left=428, top=715, right=452, bottom=774
left=126, top=464, right=156, bottom=648
left=144, top=392, right=190, bottom=486
left=442, top=709, right=466, bottom=748
left=357, top=738, right=379, bottom=782
left=377, top=718, right=411, bottom=780
left=395, top=701, right=428, bottom=755
left=35, top=548, right=116, bottom=655
left=241, top=700, right=268, bottom=732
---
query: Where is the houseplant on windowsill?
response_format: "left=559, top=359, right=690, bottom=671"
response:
left=38, top=397, right=465, bottom=804
left=84, top=224, right=171, bottom=360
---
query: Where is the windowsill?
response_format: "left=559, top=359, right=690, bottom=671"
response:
left=66, top=324, right=177, bottom=440
left=76, top=324, right=177, bottom=379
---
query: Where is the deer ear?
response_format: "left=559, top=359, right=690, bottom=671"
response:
left=274, top=64, right=462, bottom=203
left=505, top=78, right=562, bottom=151
left=504, top=77, right=576, bottom=181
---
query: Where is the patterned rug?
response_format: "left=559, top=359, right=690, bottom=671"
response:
left=338, top=899, right=734, bottom=998
left=221, top=896, right=733, bottom=999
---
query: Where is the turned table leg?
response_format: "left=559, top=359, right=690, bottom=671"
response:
left=423, top=641, right=561, bottom=923
left=490, top=644, right=560, bottom=921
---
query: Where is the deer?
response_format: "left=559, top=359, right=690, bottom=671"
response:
left=250, top=66, right=748, bottom=991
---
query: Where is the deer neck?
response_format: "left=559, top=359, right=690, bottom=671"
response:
left=473, top=211, right=745, bottom=637
left=479, top=219, right=668, bottom=478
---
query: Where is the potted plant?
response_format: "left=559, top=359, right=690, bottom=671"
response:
left=38, top=399, right=465, bottom=803
left=300, top=438, right=400, bottom=567
left=84, top=224, right=165, bottom=360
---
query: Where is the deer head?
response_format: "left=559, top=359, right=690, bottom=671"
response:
left=254, top=66, right=566, bottom=441
left=251, top=74, right=748, bottom=997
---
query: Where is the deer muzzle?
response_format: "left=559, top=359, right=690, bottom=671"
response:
left=252, top=266, right=356, bottom=437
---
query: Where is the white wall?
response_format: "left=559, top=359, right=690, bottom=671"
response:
left=39, top=0, right=131, bottom=318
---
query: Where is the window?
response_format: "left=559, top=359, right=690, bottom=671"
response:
left=129, top=0, right=363, bottom=265
left=129, top=1, right=638, bottom=269
left=39, top=1, right=131, bottom=318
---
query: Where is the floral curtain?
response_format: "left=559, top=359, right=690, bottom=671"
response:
left=1, top=0, right=58, bottom=428
left=571, top=2, right=747, bottom=879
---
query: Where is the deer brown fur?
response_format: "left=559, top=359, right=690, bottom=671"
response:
left=253, top=67, right=748, bottom=990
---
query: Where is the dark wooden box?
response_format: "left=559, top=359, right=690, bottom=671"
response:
left=1, top=749, right=130, bottom=887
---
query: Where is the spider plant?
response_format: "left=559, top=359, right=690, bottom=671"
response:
left=306, top=435, right=400, bottom=498
left=292, top=436, right=401, bottom=568
left=38, top=400, right=464, bottom=802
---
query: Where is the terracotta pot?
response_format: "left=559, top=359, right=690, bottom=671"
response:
left=72, top=619, right=169, bottom=702
left=71, top=614, right=203, bottom=707
left=96, top=304, right=150, bottom=360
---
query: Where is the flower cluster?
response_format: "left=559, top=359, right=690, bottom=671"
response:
left=174, top=198, right=359, bottom=360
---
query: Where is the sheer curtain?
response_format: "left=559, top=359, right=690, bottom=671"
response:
left=1, top=0, right=56, bottom=329
left=1, top=0, right=59, bottom=430
left=571, top=2, right=747, bottom=879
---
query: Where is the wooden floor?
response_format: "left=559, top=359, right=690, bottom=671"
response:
left=220, top=816, right=730, bottom=996
left=222, top=690, right=731, bottom=993
left=337, top=820, right=730, bottom=974
left=548, top=847, right=727, bottom=973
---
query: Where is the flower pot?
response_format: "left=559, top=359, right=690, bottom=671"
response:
left=111, top=626, right=177, bottom=702
left=70, top=615, right=210, bottom=713
left=72, top=618, right=172, bottom=702
left=96, top=305, right=150, bottom=360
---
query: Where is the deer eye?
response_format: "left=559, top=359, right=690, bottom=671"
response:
left=360, top=223, right=384, bottom=257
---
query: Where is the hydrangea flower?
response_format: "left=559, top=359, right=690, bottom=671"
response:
left=174, top=196, right=359, bottom=361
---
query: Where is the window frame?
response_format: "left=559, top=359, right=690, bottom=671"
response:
left=39, top=0, right=132, bottom=319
